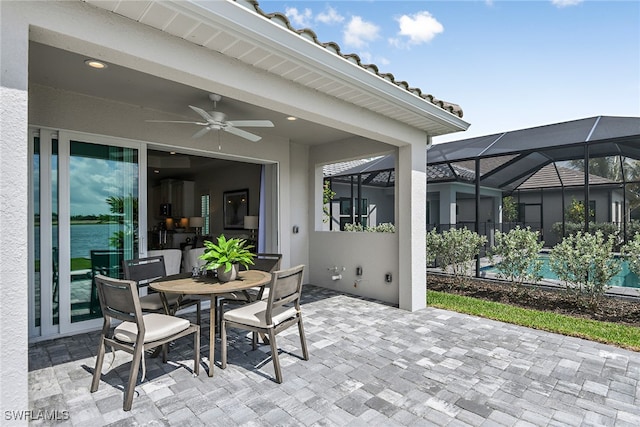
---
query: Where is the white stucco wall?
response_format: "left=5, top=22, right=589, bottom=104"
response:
left=309, top=231, right=399, bottom=303
left=289, top=143, right=310, bottom=278
left=1, top=2, right=30, bottom=419
left=309, top=137, right=428, bottom=309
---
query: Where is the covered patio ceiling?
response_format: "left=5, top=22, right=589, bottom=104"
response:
left=427, top=116, right=640, bottom=191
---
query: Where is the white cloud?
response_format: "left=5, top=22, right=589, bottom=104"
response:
left=394, top=11, right=444, bottom=47
left=551, top=0, right=584, bottom=7
left=343, top=16, right=380, bottom=48
left=358, top=51, right=373, bottom=64
left=317, top=6, right=344, bottom=25
left=377, top=57, right=390, bottom=66
left=285, top=7, right=313, bottom=28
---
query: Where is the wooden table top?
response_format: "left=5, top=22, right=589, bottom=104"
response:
left=149, top=270, right=271, bottom=295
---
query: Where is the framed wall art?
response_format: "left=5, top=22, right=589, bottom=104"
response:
left=223, top=189, right=249, bottom=229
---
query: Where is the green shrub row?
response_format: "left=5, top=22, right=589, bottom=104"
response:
left=427, top=226, right=640, bottom=310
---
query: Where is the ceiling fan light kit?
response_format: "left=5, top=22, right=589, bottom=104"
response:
left=146, top=94, right=273, bottom=142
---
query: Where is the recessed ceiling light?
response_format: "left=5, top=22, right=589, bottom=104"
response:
left=84, top=59, right=107, bottom=69
left=154, top=170, right=160, bottom=174
left=286, top=116, right=297, bottom=121
left=170, top=151, right=176, bottom=155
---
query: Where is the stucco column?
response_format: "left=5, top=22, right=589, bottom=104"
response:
left=439, top=186, right=457, bottom=227
left=397, top=142, right=427, bottom=311
left=0, top=2, right=29, bottom=418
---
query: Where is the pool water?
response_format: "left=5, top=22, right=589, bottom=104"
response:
left=482, top=254, right=640, bottom=289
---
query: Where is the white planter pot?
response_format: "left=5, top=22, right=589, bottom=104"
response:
left=217, top=264, right=238, bottom=282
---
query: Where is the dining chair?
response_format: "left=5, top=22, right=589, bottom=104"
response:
left=147, top=248, right=182, bottom=275
left=183, top=246, right=206, bottom=275
left=90, top=249, right=124, bottom=315
left=221, top=264, right=308, bottom=383
left=218, top=253, right=283, bottom=330
left=123, top=256, right=202, bottom=324
left=90, top=274, right=200, bottom=411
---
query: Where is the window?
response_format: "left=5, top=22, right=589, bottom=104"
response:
left=201, top=194, right=210, bottom=235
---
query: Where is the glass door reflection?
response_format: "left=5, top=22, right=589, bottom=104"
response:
left=68, top=141, right=138, bottom=323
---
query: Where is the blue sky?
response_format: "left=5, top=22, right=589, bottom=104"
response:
left=259, top=0, right=640, bottom=143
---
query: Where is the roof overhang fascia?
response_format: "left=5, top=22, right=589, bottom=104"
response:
left=84, top=0, right=468, bottom=137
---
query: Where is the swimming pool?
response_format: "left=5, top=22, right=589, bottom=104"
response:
left=481, top=254, right=640, bottom=289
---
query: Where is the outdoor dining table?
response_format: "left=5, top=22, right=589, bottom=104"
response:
left=150, top=269, right=272, bottom=376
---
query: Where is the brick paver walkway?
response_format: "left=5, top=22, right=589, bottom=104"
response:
left=28, top=285, right=640, bottom=426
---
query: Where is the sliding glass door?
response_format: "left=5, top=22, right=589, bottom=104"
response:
left=30, top=129, right=142, bottom=337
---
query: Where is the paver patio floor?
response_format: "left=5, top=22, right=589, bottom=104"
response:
left=28, top=285, right=640, bottom=426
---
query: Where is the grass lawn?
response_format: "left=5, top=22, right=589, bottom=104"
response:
left=428, top=290, right=640, bottom=351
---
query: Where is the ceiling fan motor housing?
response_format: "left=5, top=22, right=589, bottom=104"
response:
left=209, top=111, right=227, bottom=123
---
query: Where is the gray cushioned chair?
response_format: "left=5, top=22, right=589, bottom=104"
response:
left=221, top=264, right=308, bottom=383
left=90, top=274, right=199, bottom=411
left=123, top=255, right=202, bottom=324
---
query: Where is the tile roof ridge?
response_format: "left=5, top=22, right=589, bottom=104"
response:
left=238, top=0, right=463, bottom=118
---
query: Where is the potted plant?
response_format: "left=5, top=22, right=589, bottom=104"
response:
left=199, top=235, right=255, bottom=282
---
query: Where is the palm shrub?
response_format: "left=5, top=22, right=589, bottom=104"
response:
left=200, top=234, right=255, bottom=273
left=549, top=230, right=620, bottom=310
left=427, top=228, right=486, bottom=283
left=488, top=226, right=544, bottom=288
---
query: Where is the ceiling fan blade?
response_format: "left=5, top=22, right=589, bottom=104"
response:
left=226, top=120, right=274, bottom=128
left=146, top=120, right=208, bottom=125
left=188, top=105, right=215, bottom=122
left=192, top=126, right=212, bottom=139
left=224, top=125, right=262, bottom=142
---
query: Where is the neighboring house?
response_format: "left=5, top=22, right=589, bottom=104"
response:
left=508, top=164, right=624, bottom=246
left=1, top=0, right=469, bottom=411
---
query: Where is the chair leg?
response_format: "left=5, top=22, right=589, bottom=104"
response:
left=196, top=301, right=201, bottom=326
left=123, top=347, right=143, bottom=411
left=90, top=339, right=106, bottom=392
left=221, top=320, right=227, bottom=369
left=194, top=327, right=200, bottom=376
left=267, top=328, right=282, bottom=383
left=252, top=332, right=258, bottom=350
left=297, top=317, right=310, bottom=361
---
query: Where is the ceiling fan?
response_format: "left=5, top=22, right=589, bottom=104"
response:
left=146, top=93, right=274, bottom=142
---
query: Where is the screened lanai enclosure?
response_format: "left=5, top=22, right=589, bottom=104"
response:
left=427, top=116, right=640, bottom=250
left=323, top=156, right=395, bottom=231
